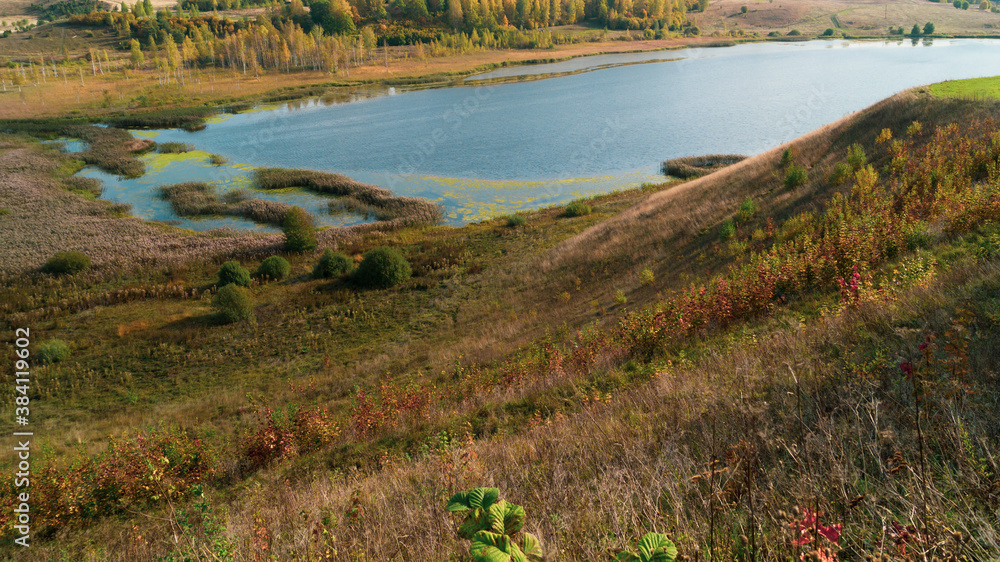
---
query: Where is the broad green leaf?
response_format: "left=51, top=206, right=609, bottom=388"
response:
left=487, top=500, right=507, bottom=534
left=447, top=490, right=474, bottom=512
left=458, top=508, right=488, bottom=540
left=471, top=531, right=519, bottom=562
left=636, top=533, right=678, bottom=562
left=518, top=532, right=544, bottom=562
left=502, top=502, right=526, bottom=534
left=449, top=487, right=501, bottom=512
left=615, top=553, right=639, bottom=562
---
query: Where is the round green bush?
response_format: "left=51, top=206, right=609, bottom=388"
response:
left=506, top=214, right=527, bottom=227
left=218, top=260, right=252, bottom=287
left=283, top=207, right=317, bottom=252
left=256, top=256, right=291, bottom=281
left=37, top=339, right=70, bottom=364
left=213, top=284, right=254, bottom=323
left=42, top=251, right=90, bottom=275
left=563, top=201, right=592, bottom=218
left=352, top=246, right=411, bottom=288
left=313, top=249, right=354, bottom=279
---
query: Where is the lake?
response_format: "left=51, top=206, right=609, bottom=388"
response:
left=82, top=38, right=1000, bottom=230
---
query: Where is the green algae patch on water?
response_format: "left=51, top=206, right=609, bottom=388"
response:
left=412, top=171, right=664, bottom=224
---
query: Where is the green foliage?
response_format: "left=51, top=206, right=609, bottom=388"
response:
left=780, top=148, right=794, bottom=167
left=352, top=247, right=411, bottom=288
left=924, top=21, right=935, bottom=34
left=719, top=218, right=736, bottom=241
left=282, top=206, right=317, bottom=253
left=37, top=339, right=70, bottom=365
left=255, top=256, right=291, bottom=281
left=615, top=532, right=678, bottom=562
left=563, top=201, right=593, bottom=218
left=212, top=284, right=254, bottom=323
left=447, top=488, right=543, bottom=562
left=822, top=28, right=835, bottom=36
left=313, top=249, right=354, bottom=279
left=740, top=5, right=748, bottom=13
left=784, top=164, right=808, bottom=189
left=209, top=154, right=228, bottom=166
left=640, top=267, right=655, bottom=286
left=506, top=214, right=527, bottom=227
left=217, top=260, right=251, bottom=287
left=42, top=251, right=90, bottom=275
left=846, top=143, right=867, bottom=170
left=787, top=29, right=801, bottom=36
left=615, top=289, right=628, bottom=305
left=736, top=197, right=757, bottom=224
left=911, top=23, right=922, bottom=36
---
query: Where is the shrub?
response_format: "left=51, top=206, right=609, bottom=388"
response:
left=615, top=289, right=628, bottom=305
left=736, top=197, right=757, bottom=224
left=830, top=162, right=851, bottom=185
left=282, top=207, right=317, bottom=252
left=780, top=148, right=794, bottom=167
left=37, top=339, right=70, bottom=364
left=217, top=260, right=251, bottom=287
left=213, top=284, right=254, bottom=323
left=846, top=143, right=867, bottom=170
left=719, top=219, right=736, bottom=241
left=353, top=247, right=411, bottom=288
left=313, top=249, right=353, bottom=279
left=911, top=24, right=921, bottom=36
left=787, top=29, right=801, bottom=36
left=640, top=267, right=655, bottom=286
left=924, top=22, right=935, bottom=34
left=42, top=251, right=90, bottom=275
left=741, top=5, right=748, bottom=13
left=563, top=201, right=592, bottom=217
left=822, top=28, right=835, bottom=36
left=447, top=488, right=543, bottom=562
left=209, top=154, right=228, bottom=166
left=784, top=164, right=808, bottom=189
left=506, top=214, right=527, bottom=227
left=256, top=256, right=291, bottom=281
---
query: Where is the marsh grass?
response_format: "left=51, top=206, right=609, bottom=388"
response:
left=661, top=153, right=747, bottom=178
left=156, top=142, right=195, bottom=154
left=158, top=182, right=292, bottom=226
left=254, top=168, right=442, bottom=228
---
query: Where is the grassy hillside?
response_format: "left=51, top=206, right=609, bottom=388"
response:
left=2, top=87, right=1000, bottom=560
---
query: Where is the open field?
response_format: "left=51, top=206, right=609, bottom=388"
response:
left=1, top=83, right=1000, bottom=558
left=700, top=0, right=1000, bottom=35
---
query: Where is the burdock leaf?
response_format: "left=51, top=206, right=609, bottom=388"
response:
left=636, top=533, right=678, bottom=562
left=470, top=531, right=523, bottom=562
left=518, top=532, right=544, bottom=561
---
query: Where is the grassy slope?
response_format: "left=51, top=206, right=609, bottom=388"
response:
left=2, top=85, right=1000, bottom=559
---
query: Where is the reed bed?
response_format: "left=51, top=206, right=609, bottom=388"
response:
left=158, top=182, right=292, bottom=226
left=254, top=168, right=442, bottom=227
left=660, top=153, right=747, bottom=178
left=156, top=142, right=195, bottom=154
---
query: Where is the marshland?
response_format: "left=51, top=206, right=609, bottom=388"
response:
left=5, top=0, right=1000, bottom=558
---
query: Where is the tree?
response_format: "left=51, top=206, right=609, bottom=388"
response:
left=740, top=4, right=747, bottom=13
left=911, top=23, right=921, bottom=36
left=282, top=207, right=316, bottom=252
left=448, top=0, right=464, bottom=28
left=129, top=39, right=144, bottom=69
left=923, top=21, right=934, bottom=34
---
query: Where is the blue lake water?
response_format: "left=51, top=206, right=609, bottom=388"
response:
left=83, top=38, right=1000, bottom=229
